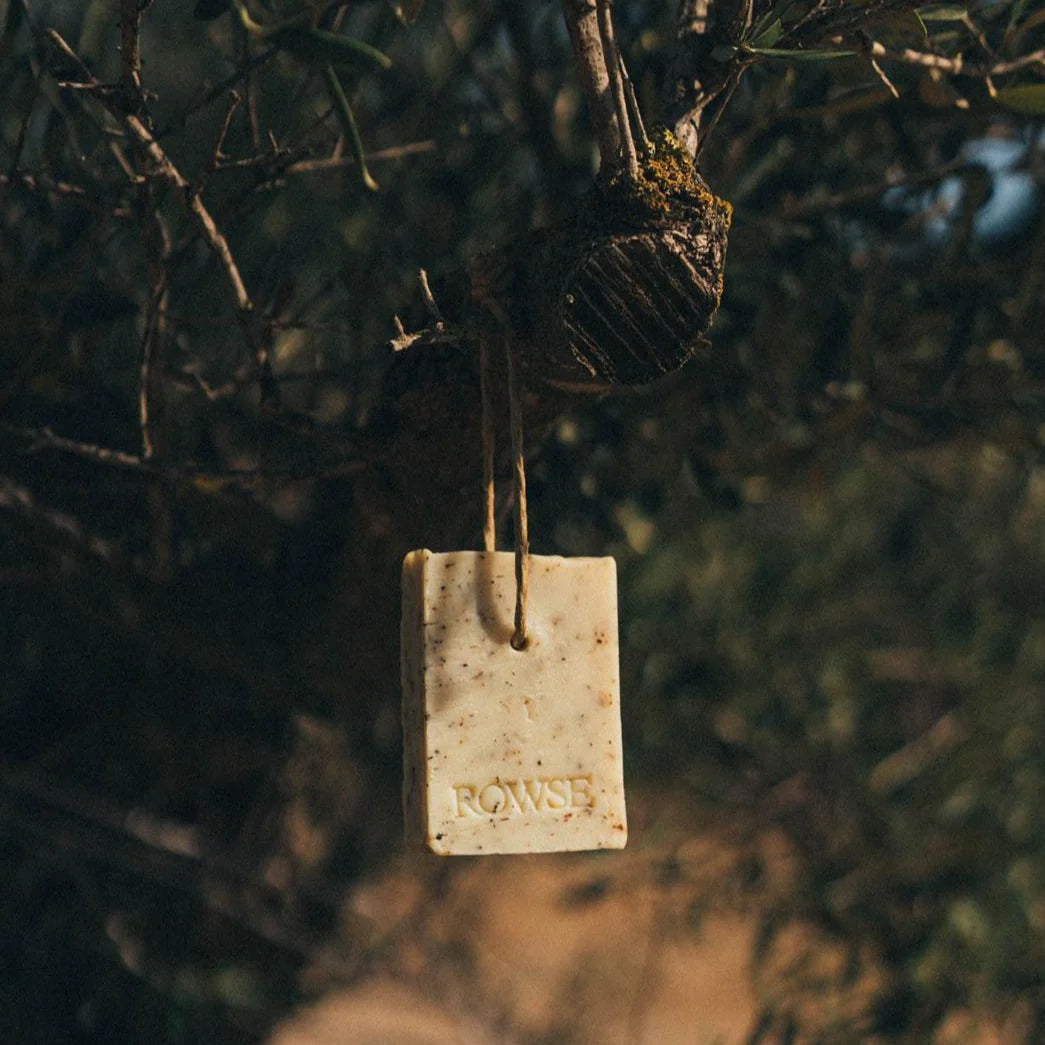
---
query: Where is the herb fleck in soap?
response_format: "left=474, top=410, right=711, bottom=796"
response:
left=401, top=550, right=627, bottom=855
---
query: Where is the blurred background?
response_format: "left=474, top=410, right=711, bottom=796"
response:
left=1, top=0, right=1044, bottom=1041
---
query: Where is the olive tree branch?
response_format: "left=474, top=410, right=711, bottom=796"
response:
left=137, top=197, right=171, bottom=463
left=868, top=39, right=1045, bottom=77
left=44, top=28, right=281, bottom=410
left=119, top=0, right=145, bottom=102
left=0, top=474, right=123, bottom=566
left=664, top=0, right=752, bottom=158
left=561, top=0, right=621, bottom=173
left=2, top=423, right=369, bottom=483
left=597, top=0, right=638, bottom=179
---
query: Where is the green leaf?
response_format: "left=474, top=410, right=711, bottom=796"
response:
left=274, top=26, right=392, bottom=72
left=747, top=0, right=808, bottom=49
left=918, top=4, right=967, bottom=21
left=322, top=64, right=379, bottom=191
left=1005, top=0, right=1032, bottom=39
left=751, top=0, right=801, bottom=36
left=1008, top=6, right=1045, bottom=44
left=995, top=84, right=1045, bottom=115
left=747, top=46, right=858, bottom=61
left=750, top=19, right=783, bottom=48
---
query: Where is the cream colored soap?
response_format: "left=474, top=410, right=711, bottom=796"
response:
left=401, top=550, right=627, bottom=855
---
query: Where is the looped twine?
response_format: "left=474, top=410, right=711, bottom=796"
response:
left=478, top=306, right=529, bottom=651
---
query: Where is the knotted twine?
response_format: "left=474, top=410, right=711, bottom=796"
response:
left=478, top=316, right=530, bottom=651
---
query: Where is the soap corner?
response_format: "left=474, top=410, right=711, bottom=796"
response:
left=426, top=831, right=454, bottom=857
left=402, top=548, right=431, bottom=577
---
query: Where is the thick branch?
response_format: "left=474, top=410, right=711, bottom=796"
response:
left=561, top=0, right=620, bottom=172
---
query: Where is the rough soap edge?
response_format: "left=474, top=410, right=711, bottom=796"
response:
left=401, top=549, right=432, bottom=850
left=604, top=552, right=628, bottom=849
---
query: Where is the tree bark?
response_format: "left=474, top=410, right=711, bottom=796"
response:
left=561, top=0, right=621, bottom=173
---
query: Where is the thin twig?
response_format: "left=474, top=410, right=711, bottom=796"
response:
left=0, top=172, right=133, bottom=216
left=619, top=51, right=651, bottom=154
left=43, top=29, right=278, bottom=404
left=0, top=769, right=339, bottom=966
left=119, top=0, right=144, bottom=101
left=157, top=309, right=360, bottom=336
left=418, top=268, right=445, bottom=327
left=238, top=10, right=264, bottom=153
left=3, top=424, right=367, bottom=482
left=154, top=46, right=279, bottom=140
left=665, top=0, right=751, bottom=158
left=868, top=52, right=900, bottom=100
left=770, top=157, right=968, bottom=220
left=0, top=765, right=346, bottom=910
left=198, top=91, right=243, bottom=191
left=138, top=198, right=171, bottom=462
left=694, top=63, right=747, bottom=161
left=869, top=39, right=1045, bottom=77
left=597, top=0, right=638, bottom=179
left=43, top=32, right=247, bottom=305
left=283, top=139, right=436, bottom=174
left=0, top=475, right=121, bottom=565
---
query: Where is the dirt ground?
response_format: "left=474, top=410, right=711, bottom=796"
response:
left=267, top=792, right=824, bottom=1044
left=267, top=790, right=1022, bottom=1045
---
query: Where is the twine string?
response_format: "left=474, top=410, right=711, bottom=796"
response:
left=507, top=344, right=530, bottom=650
left=477, top=313, right=530, bottom=650
left=479, top=332, right=496, bottom=554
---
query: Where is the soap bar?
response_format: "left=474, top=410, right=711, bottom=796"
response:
left=401, top=550, right=627, bottom=855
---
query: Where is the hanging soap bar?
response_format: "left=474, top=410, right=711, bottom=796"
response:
left=401, top=550, right=627, bottom=855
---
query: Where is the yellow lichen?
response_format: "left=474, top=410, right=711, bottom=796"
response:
left=603, top=128, right=733, bottom=225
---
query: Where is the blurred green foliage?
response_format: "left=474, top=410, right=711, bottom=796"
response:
left=2, top=0, right=1045, bottom=1041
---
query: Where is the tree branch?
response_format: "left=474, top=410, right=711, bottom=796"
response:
left=4, top=424, right=369, bottom=484
left=282, top=139, right=436, bottom=174
left=597, top=0, right=638, bottom=179
left=44, top=28, right=281, bottom=410
left=0, top=474, right=122, bottom=566
left=119, top=0, right=144, bottom=101
left=138, top=195, right=171, bottom=463
left=868, top=39, right=1045, bottom=78
left=664, top=0, right=750, bottom=158
left=561, top=0, right=620, bottom=172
